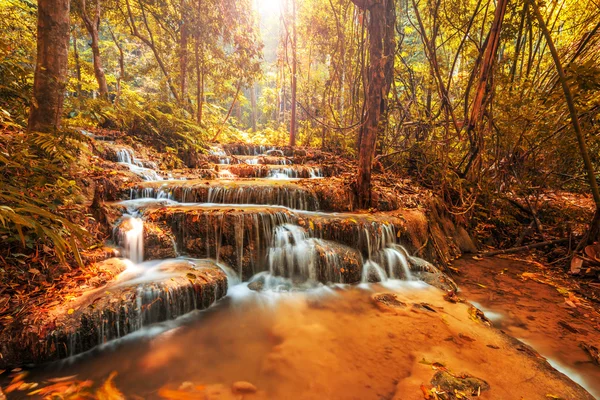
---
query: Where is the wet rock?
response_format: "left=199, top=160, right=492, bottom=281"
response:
left=580, top=342, right=600, bottom=366
left=143, top=221, right=178, bottom=260
left=0, top=259, right=227, bottom=368
left=313, top=240, right=362, bottom=283
left=371, top=293, right=407, bottom=311
left=232, top=381, right=258, bottom=394
left=409, top=257, right=459, bottom=292
left=247, top=276, right=265, bottom=292
left=416, top=270, right=459, bottom=292
left=468, top=305, right=493, bottom=326
left=132, top=180, right=320, bottom=210
left=430, top=370, right=490, bottom=397
left=116, top=218, right=177, bottom=261
left=223, top=164, right=328, bottom=179
left=265, top=149, right=284, bottom=157
left=412, top=303, right=437, bottom=313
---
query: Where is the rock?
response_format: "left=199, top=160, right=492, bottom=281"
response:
left=430, top=370, right=490, bottom=397
left=0, top=259, right=227, bottom=368
left=371, top=293, right=407, bottom=312
left=232, top=381, right=257, bottom=394
left=248, top=276, right=265, bottom=292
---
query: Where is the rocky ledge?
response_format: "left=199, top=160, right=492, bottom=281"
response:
left=0, top=258, right=227, bottom=368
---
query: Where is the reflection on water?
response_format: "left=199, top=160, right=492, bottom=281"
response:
left=19, top=280, right=438, bottom=399
left=9, top=277, right=597, bottom=400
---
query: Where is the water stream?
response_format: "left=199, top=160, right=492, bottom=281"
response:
left=9, top=144, right=595, bottom=399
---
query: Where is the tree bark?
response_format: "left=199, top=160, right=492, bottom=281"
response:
left=461, top=0, right=508, bottom=178
left=73, top=30, right=82, bottom=96
left=108, top=25, right=125, bottom=105
left=211, top=80, right=242, bottom=142
left=250, top=83, right=257, bottom=131
left=528, top=0, right=600, bottom=243
left=289, top=0, right=298, bottom=147
left=351, top=0, right=396, bottom=208
left=80, top=0, right=109, bottom=97
left=28, top=0, right=70, bottom=133
left=180, top=0, right=189, bottom=103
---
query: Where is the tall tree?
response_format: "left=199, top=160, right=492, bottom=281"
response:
left=80, top=0, right=109, bottom=97
left=28, top=0, right=71, bottom=132
left=528, top=0, right=600, bottom=242
left=351, top=0, right=396, bottom=207
left=461, top=0, right=509, bottom=178
left=289, top=0, right=298, bottom=147
left=179, top=0, right=189, bottom=103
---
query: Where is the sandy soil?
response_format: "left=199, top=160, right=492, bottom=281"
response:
left=452, top=256, right=600, bottom=398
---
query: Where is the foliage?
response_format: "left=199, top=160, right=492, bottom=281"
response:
left=0, top=0, right=36, bottom=127
left=0, top=129, right=91, bottom=267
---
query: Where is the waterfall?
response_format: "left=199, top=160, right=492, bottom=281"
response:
left=121, top=215, right=144, bottom=263
left=116, top=148, right=163, bottom=181
left=268, top=224, right=318, bottom=281
left=208, top=145, right=230, bottom=164
left=117, top=149, right=141, bottom=166
left=380, top=246, right=413, bottom=280
left=361, top=260, right=388, bottom=283
left=267, top=167, right=323, bottom=179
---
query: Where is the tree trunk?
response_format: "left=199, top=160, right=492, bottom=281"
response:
left=195, top=0, right=204, bottom=124
left=351, top=0, right=396, bottom=208
left=289, top=0, right=298, bottom=147
left=108, top=25, right=125, bottom=105
left=211, top=80, right=242, bottom=142
left=528, top=0, right=600, bottom=243
left=73, top=30, right=82, bottom=96
left=28, top=0, right=70, bottom=133
left=180, top=0, right=188, bottom=104
left=195, top=39, right=204, bottom=125
left=461, top=0, right=508, bottom=178
left=80, top=0, right=109, bottom=97
left=250, top=83, right=257, bottom=132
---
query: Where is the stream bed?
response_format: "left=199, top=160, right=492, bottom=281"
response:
left=5, top=276, right=594, bottom=399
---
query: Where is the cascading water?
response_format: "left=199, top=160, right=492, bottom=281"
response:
left=119, top=215, right=145, bottom=263
left=122, top=144, right=422, bottom=286
left=117, top=148, right=163, bottom=181
left=208, top=145, right=231, bottom=164
left=267, top=167, right=323, bottom=179
left=117, top=149, right=142, bottom=166
left=268, top=224, right=318, bottom=281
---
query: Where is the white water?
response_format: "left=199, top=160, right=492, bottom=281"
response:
left=121, top=215, right=144, bottom=264
left=267, top=167, right=323, bottom=179
left=361, top=260, right=388, bottom=283
left=268, top=224, right=318, bottom=281
left=119, top=145, right=422, bottom=287
left=117, top=148, right=163, bottom=181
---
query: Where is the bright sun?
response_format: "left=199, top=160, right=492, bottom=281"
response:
left=256, top=0, right=282, bottom=18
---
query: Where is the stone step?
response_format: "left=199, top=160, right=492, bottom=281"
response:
left=209, top=154, right=292, bottom=166
left=0, top=258, right=227, bottom=368
left=129, top=179, right=322, bottom=211
left=214, top=164, right=330, bottom=179
left=111, top=203, right=461, bottom=284
left=219, top=143, right=295, bottom=157
left=127, top=177, right=401, bottom=212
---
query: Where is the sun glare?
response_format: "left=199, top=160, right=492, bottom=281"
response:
left=256, top=0, right=282, bottom=18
